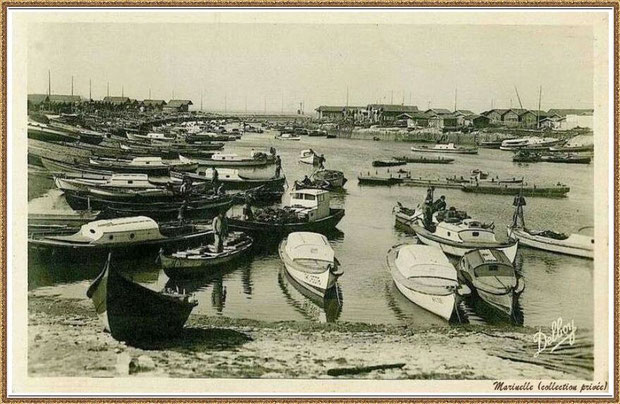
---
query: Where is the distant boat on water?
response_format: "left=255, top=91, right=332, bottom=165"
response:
left=410, top=143, right=478, bottom=154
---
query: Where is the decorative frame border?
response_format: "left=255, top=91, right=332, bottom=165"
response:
left=0, top=2, right=617, bottom=401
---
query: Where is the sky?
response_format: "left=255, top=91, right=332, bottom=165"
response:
left=27, top=19, right=594, bottom=113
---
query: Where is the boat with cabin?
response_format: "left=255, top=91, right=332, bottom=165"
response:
left=160, top=232, right=254, bottom=279
left=458, top=249, right=524, bottom=320
left=228, top=189, right=345, bottom=238
left=507, top=195, right=594, bottom=259
left=87, top=254, right=197, bottom=342
left=29, top=216, right=212, bottom=257
left=499, top=137, right=563, bottom=151
left=410, top=143, right=478, bottom=155
left=386, top=244, right=460, bottom=321
left=279, top=232, right=343, bottom=297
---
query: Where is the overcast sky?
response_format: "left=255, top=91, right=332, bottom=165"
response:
left=27, top=21, right=594, bottom=113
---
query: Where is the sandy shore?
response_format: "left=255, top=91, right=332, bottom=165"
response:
left=28, top=292, right=591, bottom=379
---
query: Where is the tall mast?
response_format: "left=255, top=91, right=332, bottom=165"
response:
left=107, top=82, right=109, bottom=98
left=514, top=85, right=523, bottom=109
left=264, top=96, right=266, bottom=114
left=454, top=87, right=457, bottom=111
left=71, top=76, right=74, bottom=96
left=537, top=85, right=542, bottom=128
left=48, top=70, right=51, bottom=96
left=89, top=79, right=92, bottom=100
left=121, top=85, right=124, bottom=98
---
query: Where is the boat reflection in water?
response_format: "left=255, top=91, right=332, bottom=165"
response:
left=277, top=269, right=342, bottom=323
left=384, top=282, right=452, bottom=327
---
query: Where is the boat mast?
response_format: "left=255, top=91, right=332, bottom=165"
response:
left=514, top=85, right=524, bottom=109
left=454, top=87, right=457, bottom=111
left=537, top=85, right=542, bottom=128
left=48, top=70, right=51, bottom=96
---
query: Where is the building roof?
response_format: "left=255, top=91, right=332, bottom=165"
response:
left=142, top=99, right=167, bottom=106
left=501, top=108, right=528, bottom=117
left=455, top=109, right=475, bottom=115
left=465, top=114, right=489, bottom=121
left=29, top=94, right=82, bottom=104
left=28, top=94, right=49, bottom=105
left=518, top=110, right=537, bottom=117
left=166, top=99, right=194, bottom=108
left=425, top=108, right=452, bottom=115
left=315, top=106, right=344, bottom=112
left=103, top=96, right=131, bottom=104
left=546, top=108, right=594, bottom=117
left=367, top=104, right=419, bottom=113
left=481, top=109, right=509, bottom=116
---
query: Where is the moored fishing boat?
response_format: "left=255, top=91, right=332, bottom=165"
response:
left=279, top=232, right=343, bottom=297
left=179, top=152, right=274, bottom=168
left=311, top=169, right=347, bottom=189
left=126, top=131, right=177, bottom=142
left=461, top=182, right=570, bottom=197
left=275, top=133, right=301, bottom=141
left=28, top=209, right=101, bottom=227
left=87, top=253, right=197, bottom=342
left=458, top=249, right=524, bottom=320
left=372, top=159, right=407, bottom=167
left=410, top=143, right=478, bottom=155
left=358, top=169, right=409, bottom=185
left=228, top=189, right=345, bottom=238
left=28, top=122, right=80, bottom=143
left=393, top=155, right=454, bottom=164
left=512, top=150, right=542, bottom=163
left=540, top=153, right=591, bottom=164
left=41, top=156, right=114, bottom=176
left=499, top=137, right=562, bottom=151
left=507, top=195, right=594, bottom=259
left=89, top=156, right=196, bottom=174
left=386, top=244, right=459, bottom=321
left=172, top=168, right=286, bottom=191
left=29, top=216, right=212, bottom=257
left=160, top=232, right=253, bottom=279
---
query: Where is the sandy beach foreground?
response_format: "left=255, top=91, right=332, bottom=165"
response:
left=28, top=292, right=592, bottom=380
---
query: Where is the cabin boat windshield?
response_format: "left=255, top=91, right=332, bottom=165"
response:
left=474, top=264, right=514, bottom=277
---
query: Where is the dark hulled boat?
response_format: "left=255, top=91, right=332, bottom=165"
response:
left=87, top=254, right=197, bottom=341
left=461, top=183, right=570, bottom=197
left=372, top=160, right=407, bottom=167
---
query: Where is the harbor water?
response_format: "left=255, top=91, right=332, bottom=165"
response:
left=28, top=132, right=595, bottom=330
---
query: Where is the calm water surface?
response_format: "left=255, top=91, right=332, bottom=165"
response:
left=28, top=131, right=595, bottom=330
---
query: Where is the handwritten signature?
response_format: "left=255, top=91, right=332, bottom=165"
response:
left=533, top=317, right=577, bottom=357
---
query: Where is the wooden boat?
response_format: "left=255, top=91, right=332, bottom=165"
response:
left=549, top=143, right=594, bottom=153
left=87, top=254, right=197, bottom=341
left=357, top=169, right=409, bottom=185
left=186, top=132, right=237, bottom=143
left=541, top=154, right=591, bottom=164
left=393, top=155, right=454, bottom=164
left=63, top=190, right=232, bottom=219
left=47, top=122, right=106, bottom=145
left=29, top=216, right=212, bottom=256
left=126, top=131, right=177, bottom=142
left=89, top=156, right=196, bottom=175
left=230, top=185, right=285, bottom=205
left=512, top=150, right=542, bottom=163
left=229, top=189, right=345, bottom=238
left=28, top=210, right=101, bottom=227
left=173, top=168, right=286, bottom=191
left=500, top=137, right=562, bottom=151
left=401, top=177, right=464, bottom=189
left=299, top=149, right=320, bottom=166
left=461, top=183, right=570, bottom=197
left=393, top=203, right=518, bottom=262
left=41, top=156, right=113, bottom=176
left=279, top=232, right=343, bottom=297
left=507, top=196, right=593, bottom=259
left=179, top=152, right=274, bottom=168
left=410, top=143, right=478, bottom=155
left=478, top=140, right=505, bottom=149
left=326, top=133, right=337, bottom=139
left=275, top=133, right=301, bottom=141
left=311, top=169, right=347, bottom=189
left=54, top=173, right=160, bottom=192
left=372, top=159, right=407, bottom=167
left=458, top=249, right=524, bottom=319
left=28, top=122, right=80, bottom=143
left=386, top=244, right=459, bottom=321
left=160, top=232, right=253, bottom=278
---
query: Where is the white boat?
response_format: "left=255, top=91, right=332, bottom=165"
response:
left=278, top=232, right=343, bottom=297
left=299, top=149, right=320, bottom=165
left=394, top=205, right=518, bottom=262
left=54, top=173, right=159, bottom=192
left=458, top=249, right=524, bottom=319
left=126, top=132, right=176, bottom=142
left=499, top=137, right=562, bottom=151
left=410, top=143, right=478, bottom=155
left=386, top=244, right=459, bottom=321
left=179, top=152, right=273, bottom=167
left=275, top=133, right=301, bottom=141
left=507, top=195, right=594, bottom=259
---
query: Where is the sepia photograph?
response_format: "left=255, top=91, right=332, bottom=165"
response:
left=4, top=5, right=616, bottom=399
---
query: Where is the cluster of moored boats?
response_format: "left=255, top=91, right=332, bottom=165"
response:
left=28, top=114, right=594, bottom=340
left=390, top=189, right=593, bottom=321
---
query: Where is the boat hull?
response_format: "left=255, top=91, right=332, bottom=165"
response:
left=461, top=184, right=570, bottom=197
left=278, top=239, right=339, bottom=297
left=87, top=262, right=196, bottom=341
left=393, top=279, right=455, bottom=321
left=507, top=227, right=593, bottom=259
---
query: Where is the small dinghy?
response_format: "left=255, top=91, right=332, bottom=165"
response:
left=279, top=232, right=343, bottom=297
left=458, top=249, right=524, bottom=320
left=507, top=195, right=594, bottom=259
left=160, top=232, right=254, bottom=279
left=386, top=244, right=459, bottom=321
left=311, top=169, right=347, bottom=189
left=275, top=133, right=301, bottom=141
left=87, top=253, right=197, bottom=341
left=299, top=149, right=320, bottom=166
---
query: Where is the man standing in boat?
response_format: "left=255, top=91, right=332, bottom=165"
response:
left=433, top=195, right=447, bottom=213
left=243, top=197, right=254, bottom=221
left=275, top=155, right=282, bottom=178
left=211, top=167, right=219, bottom=192
left=212, top=211, right=228, bottom=253
left=318, top=154, right=326, bottom=169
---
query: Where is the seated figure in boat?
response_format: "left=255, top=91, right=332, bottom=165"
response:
left=301, top=175, right=312, bottom=186
left=432, top=195, right=447, bottom=213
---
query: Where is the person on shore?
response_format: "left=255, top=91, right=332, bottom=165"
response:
left=212, top=211, right=228, bottom=253
left=275, top=155, right=282, bottom=178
